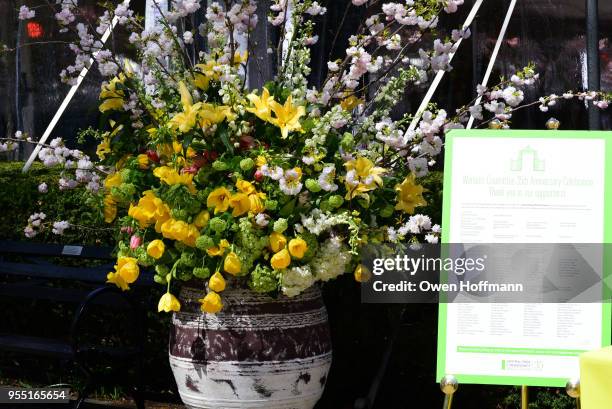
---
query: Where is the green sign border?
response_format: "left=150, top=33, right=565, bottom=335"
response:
left=437, top=129, right=612, bottom=387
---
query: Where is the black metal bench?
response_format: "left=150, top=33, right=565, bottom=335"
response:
left=0, top=240, right=154, bottom=409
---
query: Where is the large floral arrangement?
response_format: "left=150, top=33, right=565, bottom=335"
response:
left=4, top=0, right=611, bottom=314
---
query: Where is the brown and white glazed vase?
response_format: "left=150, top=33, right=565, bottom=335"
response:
left=169, top=284, right=332, bottom=409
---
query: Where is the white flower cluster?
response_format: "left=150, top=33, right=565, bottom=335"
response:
left=387, top=214, right=440, bottom=243
left=311, top=237, right=351, bottom=281
left=279, top=168, right=303, bottom=196
left=52, top=221, right=71, bottom=235
left=318, top=166, right=339, bottom=192
left=375, top=117, right=406, bottom=150
left=301, top=209, right=353, bottom=236
left=281, top=265, right=316, bottom=297
left=206, top=1, right=257, bottom=59
left=18, top=5, right=35, bottom=20
left=167, top=0, right=201, bottom=23
left=24, top=212, right=46, bottom=238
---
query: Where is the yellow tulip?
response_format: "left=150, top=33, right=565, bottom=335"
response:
left=269, top=232, right=287, bottom=253
left=107, top=271, right=129, bottom=291
left=224, top=251, right=241, bottom=276
left=183, top=224, right=201, bottom=247
left=394, top=173, right=427, bottom=214
left=209, top=271, right=226, bottom=293
left=229, top=192, right=251, bottom=217
left=116, top=256, right=140, bottom=284
left=147, top=240, right=165, bottom=259
left=269, top=95, right=306, bottom=139
left=103, top=195, right=117, bottom=223
left=271, top=249, right=291, bottom=270
left=136, top=154, right=149, bottom=169
left=207, top=239, right=230, bottom=256
left=194, top=210, right=210, bottom=229
left=288, top=237, right=308, bottom=259
left=158, top=292, right=181, bottom=313
left=153, top=166, right=196, bottom=193
left=354, top=264, right=372, bottom=283
left=199, top=291, right=223, bottom=313
left=246, top=87, right=274, bottom=122
left=104, top=172, right=122, bottom=190
left=236, top=180, right=256, bottom=195
left=207, top=187, right=232, bottom=214
left=248, top=193, right=266, bottom=214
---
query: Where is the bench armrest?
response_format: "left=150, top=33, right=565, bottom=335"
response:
left=69, top=286, right=145, bottom=357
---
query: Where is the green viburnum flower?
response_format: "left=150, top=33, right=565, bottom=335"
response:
left=154, top=274, right=168, bottom=285
left=249, top=264, right=280, bottom=293
left=209, top=217, right=227, bottom=232
left=305, top=179, right=322, bottom=192
left=240, top=158, right=254, bottom=171
left=265, top=200, right=278, bottom=211
left=328, top=195, right=344, bottom=208
left=273, top=218, right=288, bottom=233
left=180, top=251, right=197, bottom=267
left=212, top=160, right=229, bottom=171
left=111, top=183, right=136, bottom=202
left=155, top=265, right=170, bottom=275
left=193, top=267, right=211, bottom=279
left=195, top=235, right=215, bottom=250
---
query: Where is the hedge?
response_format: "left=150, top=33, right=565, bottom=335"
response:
left=0, top=161, right=113, bottom=245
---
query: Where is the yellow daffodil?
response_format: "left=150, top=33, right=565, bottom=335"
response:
left=153, top=166, right=196, bottom=193
left=147, top=240, right=165, bottom=259
left=270, top=95, right=306, bottom=139
left=288, top=237, right=308, bottom=259
left=194, top=210, right=210, bottom=229
left=160, top=219, right=189, bottom=242
left=209, top=271, right=226, bottom=293
left=271, top=249, right=291, bottom=270
left=207, top=187, right=232, bottom=214
left=107, top=271, right=129, bottom=291
left=224, top=251, right=241, bottom=276
left=199, top=291, right=223, bottom=313
left=103, top=195, right=117, bottom=223
left=269, top=232, right=287, bottom=253
left=99, top=74, right=126, bottom=113
left=354, top=264, right=372, bottom=283
left=158, top=292, right=181, bottom=313
left=168, top=81, right=202, bottom=133
left=344, top=157, right=386, bottom=200
left=394, top=173, right=427, bottom=214
left=229, top=192, right=251, bottom=217
left=246, top=87, right=274, bottom=122
left=207, top=239, right=230, bottom=257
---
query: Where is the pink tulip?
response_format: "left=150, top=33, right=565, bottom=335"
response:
left=130, top=235, right=142, bottom=250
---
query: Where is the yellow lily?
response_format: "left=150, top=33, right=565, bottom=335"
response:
left=344, top=157, right=386, bottom=200
left=99, top=74, right=126, bottom=113
left=270, top=95, right=306, bottom=139
left=168, top=81, right=202, bottom=133
left=394, top=173, right=427, bottom=214
left=199, top=103, right=235, bottom=128
left=246, top=87, right=275, bottom=122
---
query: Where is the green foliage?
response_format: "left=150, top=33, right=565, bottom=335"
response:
left=0, top=161, right=113, bottom=245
